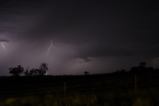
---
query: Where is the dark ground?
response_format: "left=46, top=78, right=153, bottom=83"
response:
left=0, top=70, right=159, bottom=106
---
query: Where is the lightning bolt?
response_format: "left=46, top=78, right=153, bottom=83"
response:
left=46, top=40, right=54, bottom=56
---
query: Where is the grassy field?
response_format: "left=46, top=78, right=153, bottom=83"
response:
left=0, top=73, right=158, bottom=106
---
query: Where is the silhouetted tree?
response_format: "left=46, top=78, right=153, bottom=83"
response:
left=138, top=62, right=147, bottom=72
left=130, top=62, right=148, bottom=74
left=24, top=68, right=31, bottom=76
left=26, top=68, right=41, bottom=76
left=23, top=63, right=48, bottom=76
left=38, top=63, right=48, bottom=76
left=24, top=70, right=29, bottom=76
left=84, top=71, right=89, bottom=75
left=24, top=68, right=36, bottom=76
left=139, top=62, right=146, bottom=67
left=9, top=65, right=24, bottom=76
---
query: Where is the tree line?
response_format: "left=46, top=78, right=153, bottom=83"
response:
left=113, top=62, right=159, bottom=75
left=8, top=61, right=159, bottom=76
left=9, top=63, right=48, bottom=76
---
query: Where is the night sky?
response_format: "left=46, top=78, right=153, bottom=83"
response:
left=0, top=0, right=159, bottom=75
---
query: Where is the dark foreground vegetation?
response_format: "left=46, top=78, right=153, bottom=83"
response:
left=0, top=62, right=159, bottom=106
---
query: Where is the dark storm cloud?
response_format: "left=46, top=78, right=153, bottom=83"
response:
left=0, top=0, right=159, bottom=75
